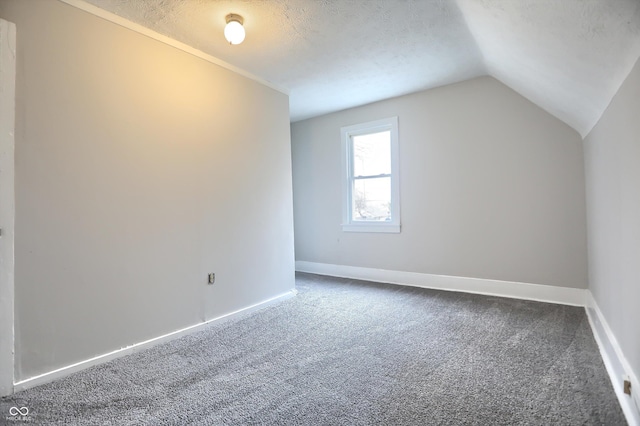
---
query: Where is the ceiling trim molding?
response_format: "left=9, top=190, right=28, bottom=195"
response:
left=57, top=0, right=289, bottom=95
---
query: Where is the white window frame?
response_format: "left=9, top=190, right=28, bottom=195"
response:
left=341, top=116, right=400, bottom=233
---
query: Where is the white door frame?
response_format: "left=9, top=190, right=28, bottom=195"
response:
left=0, top=18, right=16, bottom=397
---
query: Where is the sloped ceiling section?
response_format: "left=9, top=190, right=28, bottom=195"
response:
left=458, top=0, right=640, bottom=137
left=82, top=0, right=640, bottom=137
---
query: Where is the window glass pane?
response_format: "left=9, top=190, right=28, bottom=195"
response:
left=352, top=176, right=391, bottom=221
left=353, top=131, right=391, bottom=177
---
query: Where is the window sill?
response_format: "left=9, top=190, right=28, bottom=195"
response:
left=341, top=223, right=400, bottom=233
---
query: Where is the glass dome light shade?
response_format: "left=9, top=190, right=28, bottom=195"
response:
left=224, top=19, right=245, bottom=45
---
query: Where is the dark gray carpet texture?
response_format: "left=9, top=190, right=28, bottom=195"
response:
left=1, top=273, right=625, bottom=425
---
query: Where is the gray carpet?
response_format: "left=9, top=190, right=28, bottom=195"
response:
left=1, top=273, right=626, bottom=425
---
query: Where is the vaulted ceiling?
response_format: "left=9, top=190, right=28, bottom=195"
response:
left=82, top=0, right=640, bottom=137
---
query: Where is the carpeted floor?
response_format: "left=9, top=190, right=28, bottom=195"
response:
left=1, top=273, right=626, bottom=425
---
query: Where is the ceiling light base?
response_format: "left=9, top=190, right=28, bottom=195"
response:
left=225, top=14, right=243, bottom=26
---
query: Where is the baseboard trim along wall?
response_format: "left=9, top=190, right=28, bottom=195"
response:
left=585, top=291, right=640, bottom=426
left=11, top=263, right=640, bottom=425
left=12, top=289, right=296, bottom=394
left=295, top=260, right=639, bottom=425
left=295, top=261, right=585, bottom=306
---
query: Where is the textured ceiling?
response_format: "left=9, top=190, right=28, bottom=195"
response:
left=82, top=0, right=640, bottom=137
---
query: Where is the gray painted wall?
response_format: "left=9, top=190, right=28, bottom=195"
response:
left=292, top=77, right=588, bottom=288
left=584, top=57, right=640, bottom=384
left=0, top=0, right=295, bottom=381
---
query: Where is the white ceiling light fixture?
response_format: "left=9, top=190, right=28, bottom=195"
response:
left=224, top=14, right=245, bottom=45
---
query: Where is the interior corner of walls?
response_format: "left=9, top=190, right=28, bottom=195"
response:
left=582, top=119, right=598, bottom=141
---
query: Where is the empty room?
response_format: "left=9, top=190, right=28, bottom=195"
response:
left=0, top=0, right=639, bottom=424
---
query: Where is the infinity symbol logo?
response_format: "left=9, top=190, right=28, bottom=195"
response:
left=9, top=406, right=28, bottom=416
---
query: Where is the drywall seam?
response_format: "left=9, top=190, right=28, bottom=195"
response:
left=295, top=261, right=585, bottom=306
left=13, top=289, right=296, bottom=393
left=56, top=0, right=288, bottom=95
left=0, top=18, right=16, bottom=398
left=585, top=290, right=640, bottom=426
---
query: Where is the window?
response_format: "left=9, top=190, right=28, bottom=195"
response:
left=341, top=117, right=400, bottom=233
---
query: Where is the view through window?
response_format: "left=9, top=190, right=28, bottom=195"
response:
left=352, top=131, right=392, bottom=221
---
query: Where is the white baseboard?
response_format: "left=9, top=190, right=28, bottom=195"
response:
left=12, top=289, right=296, bottom=393
left=295, top=261, right=638, bottom=425
left=295, top=261, right=586, bottom=306
left=585, top=291, right=640, bottom=426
